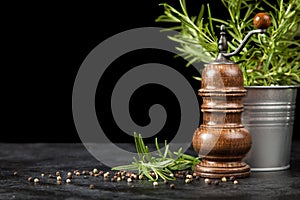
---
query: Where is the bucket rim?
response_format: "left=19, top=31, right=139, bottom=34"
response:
left=245, top=85, right=300, bottom=89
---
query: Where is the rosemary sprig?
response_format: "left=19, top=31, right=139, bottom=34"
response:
left=111, top=132, right=200, bottom=181
left=156, top=0, right=300, bottom=86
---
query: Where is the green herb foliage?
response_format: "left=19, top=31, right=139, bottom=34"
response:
left=156, top=0, right=300, bottom=86
left=111, top=133, right=200, bottom=181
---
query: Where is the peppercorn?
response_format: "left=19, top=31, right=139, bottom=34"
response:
left=111, top=178, right=116, bottom=182
left=28, top=177, right=33, bottom=182
left=57, top=176, right=62, bottom=181
left=73, top=170, right=79, bottom=175
left=67, top=172, right=72, bottom=179
left=131, top=173, right=137, bottom=180
left=93, top=168, right=98, bottom=174
left=169, top=173, right=174, bottom=177
left=75, top=171, right=80, bottom=176
left=164, top=180, right=169, bottom=184
left=229, top=176, right=235, bottom=181
left=66, top=179, right=71, bottom=183
left=57, top=181, right=62, bottom=185
left=41, top=173, right=45, bottom=178
left=48, top=174, right=55, bottom=179
left=185, top=178, right=192, bottom=184
left=150, top=172, right=156, bottom=179
left=221, top=177, right=227, bottom=182
left=34, top=178, right=40, bottom=183
left=186, top=174, right=193, bottom=179
left=233, top=180, right=239, bottom=185
left=83, top=176, right=88, bottom=179
left=126, top=172, right=132, bottom=177
left=127, top=178, right=133, bottom=183
left=104, top=172, right=110, bottom=178
left=170, top=183, right=175, bottom=189
left=192, top=172, right=197, bottom=177
left=153, top=181, right=158, bottom=187
left=98, top=171, right=104, bottom=176
left=89, top=184, right=95, bottom=189
left=214, top=180, right=219, bottom=185
left=121, top=175, right=126, bottom=180
left=13, top=171, right=18, bottom=176
left=204, top=178, right=211, bottom=184
left=82, top=170, right=87, bottom=175
left=138, top=174, right=143, bottom=180
left=117, top=177, right=122, bottom=182
left=56, top=171, right=60, bottom=177
left=89, top=171, right=93, bottom=176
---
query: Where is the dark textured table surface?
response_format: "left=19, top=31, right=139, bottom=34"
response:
left=1, top=142, right=299, bottom=200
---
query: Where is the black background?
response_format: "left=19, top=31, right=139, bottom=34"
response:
left=3, top=0, right=299, bottom=142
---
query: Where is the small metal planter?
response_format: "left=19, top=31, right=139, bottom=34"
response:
left=242, top=86, right=298, bottom=171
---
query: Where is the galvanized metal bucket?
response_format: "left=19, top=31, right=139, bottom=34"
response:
left=242, top=86, right=298, bottom=171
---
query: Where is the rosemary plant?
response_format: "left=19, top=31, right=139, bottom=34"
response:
left=111, top=133, right=200, bottom=181
left=156, top=0, right=300, bottom=86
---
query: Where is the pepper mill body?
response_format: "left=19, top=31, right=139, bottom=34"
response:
left=192, top=63, right=251, bottom=178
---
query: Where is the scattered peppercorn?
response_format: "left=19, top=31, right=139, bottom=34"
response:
left=221, top=177, right=227, bottom=182
left=13, top=171, right=18, bottom=176
left=89, top=171, right=93, bottom=176
left=56, top=171, right=60, bottom=176
left=67, top=172, right=72, bottom=179
left=82, top=170, right=87, bottom=175
left=103, top=172, right=110, bottom=178
left=233, top=180, right=239, bottom=185
left=34, top=178, right=40, bottom=183
left=185, top=178, right=192, bottom=184
left=98, top=171, right=104, bottom=176
left=164, top=180, right=169, bottom=184
left=192, top=172, right=197, bottom=177
left=186, top=174, right=193, bottom=179
left=170, top=183, right=175, bottom=189
left=117, top=177, right=122, bottom=182
left=57, top=181, right=62, bottom=185
left=93, top=168, right=98, bottom=174
left=27, top=177, right=33, bottom=182
left=41, top=173, right=45, bottom=178
left=75, top=171, right=80, bottom=176
left=138, top=174, right=143, bottom=180
left=214, top=180, right=219, bottom=185
left=89, top=184, right=95, bottom=189
left=66, top=179, right=71, bottom=183
left=127, top=178, right=133, bottom=183
left=229, top=176, right=235, bottom=181
left=73, top=170, right=79, bottom=175
left=153, top=181, right=159, bottom=187
left=57, top=176, right=62, bottom=181
left=48, top=174, right=56, bottom=179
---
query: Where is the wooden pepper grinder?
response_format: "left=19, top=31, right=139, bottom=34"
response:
left=192, top=13, right=271, bottom=178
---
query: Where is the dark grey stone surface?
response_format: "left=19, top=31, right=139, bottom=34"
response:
left=0, top=142, right=299, bottom=200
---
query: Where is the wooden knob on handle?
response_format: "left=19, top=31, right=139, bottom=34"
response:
left=253, top=12, right=271, bottom=29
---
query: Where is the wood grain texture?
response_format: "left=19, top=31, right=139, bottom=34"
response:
left=193, top=63, right=251, bottom=178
